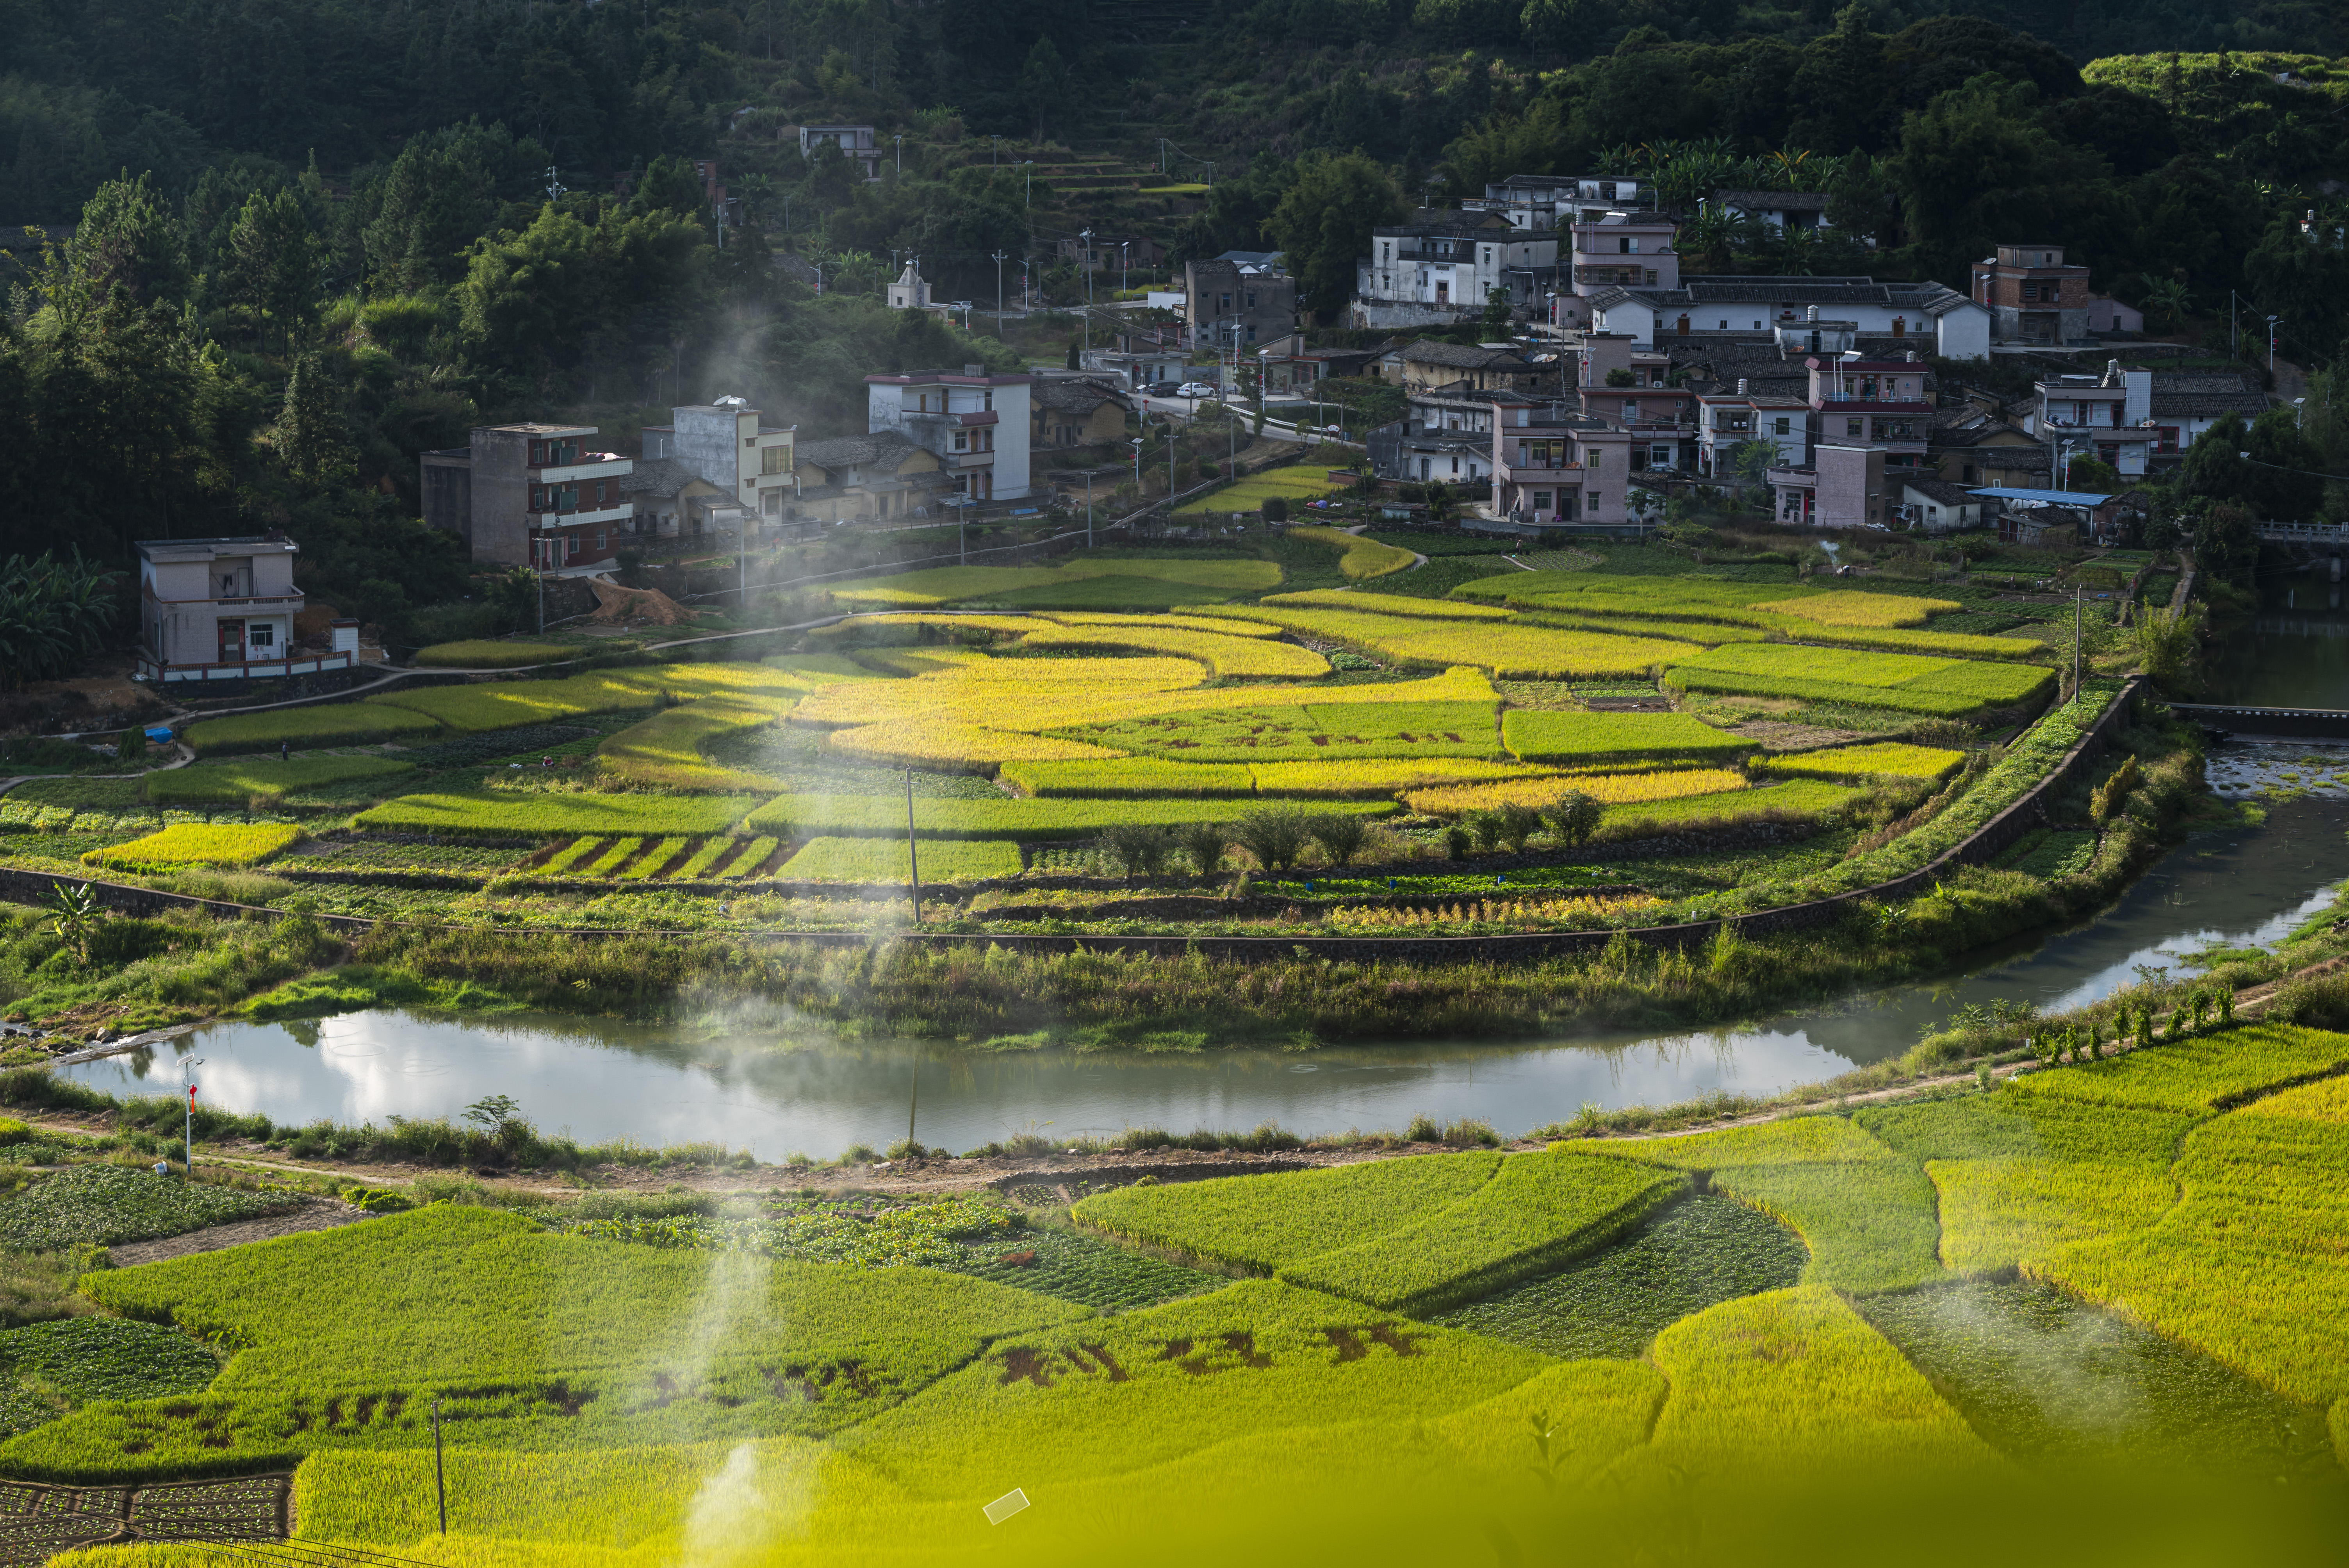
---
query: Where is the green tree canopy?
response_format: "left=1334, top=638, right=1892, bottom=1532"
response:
left=1265, top=151, right=1403, bottom=324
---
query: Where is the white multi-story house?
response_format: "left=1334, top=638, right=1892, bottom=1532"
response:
left=1461, top=174, right=1652, bottom=231
left=1693, top=380, right=1811, bottom=481
left=1355, top=210, right=1558, bottom=328
left=1589, top=275, right=1990, bottom=360
left=866, top=366, right=1033, bottom=502
left=134, top=536, right=356, bottom=683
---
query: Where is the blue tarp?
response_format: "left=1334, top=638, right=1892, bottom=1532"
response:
left=1964, top=487, right=2116, bottom=505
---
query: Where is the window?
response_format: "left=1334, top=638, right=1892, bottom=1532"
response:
left=596, top=531, right=608, bottom=549
left=1589, top=494, right=1602, bottom=510
left=1618, top=238, right=1631, bottom=254
left=1533, top=491, right=1552, bottom=511
left=1846, top=418, right=1863, bottom=437
left=1246, top=292, right=1256, bottom=308
left=530, top=486, right=545, bottom=512
left=1450, top=456, right=1459, bottom=474
left=953, top=431, right=969, bottom=452
left=2156, top=426, right=2180, bottom=453
left=1775, top=417, right=1791, bottom=435
left=1719, top=320, right=1728, bottom=329
left=248, top=623, right=275, bottom=649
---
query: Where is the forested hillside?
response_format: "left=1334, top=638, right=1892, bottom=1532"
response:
left=2, top=0, right=2345, bottom=644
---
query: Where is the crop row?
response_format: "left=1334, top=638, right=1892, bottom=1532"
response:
left=1755, top=743, right=1965, bottom=782
left=1189, top=604, right=1703, bottom=679
left=825, top=556, right=1281, bottom=608
left=356, top=790, right=760, bottom=838
left=1328, top=893, right=1665, bottom=928
left=82, top=822, right=304, bottom=871
left=143, top=757, right=415, bottom=805
left=1019, top=624, right=1331, bottom=679
left=1289, top=525, right=1415, bottom=580
left=593, top=696, right=793, bottom=792
left=1665, top=666, right=2023, bottom=717
left=1058, top=697, right=1502, bottom=764
left=740, top=793, right=1395, bottom=841
left=1500, top=710, right=1750, bottom=764
left=1403, top=766, right=1746, bottom=816
left=1002, top=756, right=1580, bottom=799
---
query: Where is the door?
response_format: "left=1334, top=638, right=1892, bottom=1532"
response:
left=217, top=619, right=245, bottom=664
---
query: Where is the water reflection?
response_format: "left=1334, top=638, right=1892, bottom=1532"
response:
left=64, top=802, right=2347, bottom=1156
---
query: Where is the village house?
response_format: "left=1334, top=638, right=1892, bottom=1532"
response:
left=1899, top=475, right=1984, bottom=534
left=1369, top=382, right=1503, bottom=486
left=788, top=124, right=882, bottom=180
left=1183, top=254, right=1296, bottom=349
left=1486, top=394, right=1638, bottom=533
left=1970, top=243, right=2090, bottom=346
left=1393, top=340, right=1538, bottom=394
left=1032, top=379, right=1130, bottom=448
left=1708, top=189, right=1859, bottom=241
left=1576, top=333, right=1695, bottom=473
left=419, top=422, right=634, bottom=568
left=790, top=431, right=951, bottom=522
left=638, top=400, right=798, bottom=535
left=1590, top=275, right=1987, bottom=359
left=866, top=365, right=1034, bottom=504
left=1693, top=379, right=1809, bottom=481
left=1056, top=234, right=1169, bottom=274
left=1353, top=209, right=1559, bottom=328
left=134, top=536, right=356, bottom=683
left=1461, top=174, right=1652, bottom=232
left=1557, top=211, right=1681, bottom=329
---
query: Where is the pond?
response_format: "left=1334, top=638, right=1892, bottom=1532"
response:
left=62, top=793, right=2349, bottom=1157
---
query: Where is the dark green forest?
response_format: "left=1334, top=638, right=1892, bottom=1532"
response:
left=2, top=0, right=2346, bottom=643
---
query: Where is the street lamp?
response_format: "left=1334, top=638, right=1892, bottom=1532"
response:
left=1023, top=160, right=1034, bottom=205
left=893, top=134, right=903, bottom=175
left=2267, top=314, right=2279, bottom=371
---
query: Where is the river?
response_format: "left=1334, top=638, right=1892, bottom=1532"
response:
left=57, top=568, right=2349, bottom=1155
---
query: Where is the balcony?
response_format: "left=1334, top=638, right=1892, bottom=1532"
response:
left=529, top=501, right=633, bottom=529
left=1572, top=265, right=1653, bottom=287
left=533, top=457, right=631, bottom=485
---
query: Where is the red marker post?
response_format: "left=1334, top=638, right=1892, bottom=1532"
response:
left=179, top=1056, right=205, bottom=1181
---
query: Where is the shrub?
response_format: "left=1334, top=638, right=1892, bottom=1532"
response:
left=1495, top=803, right=1545, bottom=852
left=1101, top=822, right=1176, bottom=878
left=1173, top=821, right=1229, bottom=877
left=1232, top=805, right=1311, bottom=872
left=1261, top=496, right=1289, bottom=522
left=1543, top=791, right=1603, bottom=848
left=1305, top=812, right=1369, bottom=866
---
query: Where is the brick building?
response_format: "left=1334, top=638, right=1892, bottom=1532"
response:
left=1971, top=243, right=2091, bottom=346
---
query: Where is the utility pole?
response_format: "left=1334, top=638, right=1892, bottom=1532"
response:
left=1023, top=161, right=1034, bottom=205
left=433, top=1399, right=447, bottom=1535
left=992, top=250, right=1007, bottom=337
left=893, top=134, right=902, bottom=175
left=181, top=1056, right=203, bottom=1178
left=1086, top=469, right=1095, bottom=548
left=2072, top=583, right=2082, bottom=700
left=1080, top=229, right=1093, bottom=352
left=2267, top=314, right=2279, bottom=371
left=904, top=766, right=922, bottom=924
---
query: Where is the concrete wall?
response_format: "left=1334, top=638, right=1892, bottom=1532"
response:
left=419, top=452, right=472, bottom=550
left=468, top=428, right=533, bottom=566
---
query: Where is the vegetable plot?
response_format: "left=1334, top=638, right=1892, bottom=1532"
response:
left=83, top=823, right=303, bottom=870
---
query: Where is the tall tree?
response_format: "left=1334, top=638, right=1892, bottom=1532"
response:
left=1265, top=151, right=1403, bottom=324
left=228, top=188, right=326, bottom=355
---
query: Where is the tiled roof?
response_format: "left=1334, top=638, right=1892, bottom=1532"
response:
left=1902, top=475, right=1976, bottom=506
left=795, top=429, right=927, bottom=474
left=617, top=457, right=697, bottom=498
left=1034, top=380, right=1125, bottom=415
left=1403, top=340, right=1527, bottom=368
left=2149, top=391, right=2270, bottom=418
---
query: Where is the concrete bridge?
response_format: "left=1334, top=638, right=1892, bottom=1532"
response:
left=2256, top=520, right=2347, bottom=548
left=2169, top=703, right=2349, bottom=740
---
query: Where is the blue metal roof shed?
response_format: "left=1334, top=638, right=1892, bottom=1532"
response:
left=1964, top=487, right=2116, bottom=506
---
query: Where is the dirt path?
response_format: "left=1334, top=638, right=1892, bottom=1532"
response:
left=104, top=1197, right=368, bottom=1266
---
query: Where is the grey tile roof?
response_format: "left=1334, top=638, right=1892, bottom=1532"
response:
left=1034, top=380, right=1126, bottom=415
left=795, top=429, right=928, bottom=474
left=1902, top=475, right=1977, bottom=506
left=1402, top=340, right=1527, bottom=368
left=617, top=457, right=697, bottom=499
left=2148, top=391, right=2271, bottom=418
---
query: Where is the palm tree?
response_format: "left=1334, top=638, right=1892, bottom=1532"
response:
left=1766, top=146, right=1813, bottom=190
left=2141, top=276, right=2193, bottom=329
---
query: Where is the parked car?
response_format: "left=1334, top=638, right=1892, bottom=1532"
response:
left=1177, top=382, right=1220, bottom=399
left=1142, top=380, right=1182, bottom=396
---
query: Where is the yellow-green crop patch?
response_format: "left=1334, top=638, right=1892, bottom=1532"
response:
left=1192, top=603, right=1701, bottom=679
left=363, top=663, right=808, bottom=734
left=1501, top=709, right=1749, bottom=765
left=1001, top=758, right=1258, bottom=797
left=826, top=557, right=1281, bottom=608
left=1261, top=590, right=1510, bottom=620
left=143, top=756, right=415, bottom=805
left=2003, top=1025, right=2349, bottom=1114
left=1756, top=743, right=1965, bottom=782
left=1018, top=624, right=1331, bottom=679
left=1170, top=463, right=1352, bottom=516
left=1056, top=698, right=1500, bottom=763
left=1289, top=525, right=1415, bottom=580
left=742, top=793, right=1392, bottom=840
left=356, top=790, right=759, bottom=838
left=412, top=640, right=576, bottom=668
left=183, top=703, right=444, bottom=757
left=1666, top=642, right=2053, bottom=716
left=595, top=697, right=792, bottom=792
left=779, top=837, right=1023, bottom=883
left=82, top=822, right=303, bottom=871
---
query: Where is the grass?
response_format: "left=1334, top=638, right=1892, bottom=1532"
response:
left=779, top=837, right=1023, bottom=884
left=355, top=790, right=760, bottom=839
left=183, top=704, right=442, bottom=757
left=0, top=1165, right=305, bottom=1250
left=1500, top=709, right=1750, bottom=764
left=1289, top=525, right=1415, bottom=580
left=143, top=757, right=415, bottom=806
left=82, top=823, right=304, bottom=871
left=412, top=641, right=576, bottom=669
left=741, top=793, right=1391, bottom=841
left=1433, top=1194, right=1807, bottom=1359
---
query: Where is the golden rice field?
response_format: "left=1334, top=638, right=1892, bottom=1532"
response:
left=82, top=822, right=303, bottom=870
left=1404, top=767, right=1748, bottom=816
